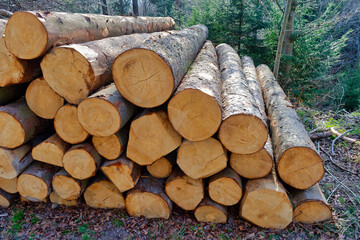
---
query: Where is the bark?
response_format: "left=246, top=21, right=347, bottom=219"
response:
left=165, top=167, right=204, bottom=210
left=42, top=32, right=170, bottom=104
left=77, top=83, right=136, bottom=136
left=100, top=155, right=141, bottom=192
left=0, top=19, right=6, bottom=34
left=0, top=177, right=17, bottom=193
left=0, top=83, right=27, bottom=106
left=52, top=169, right=88, bottom=200
left=194, top=195, right=227, bottom=223
left=167, top=41, right=222, bottom=141
left=32, top=134, right=71, bottom=167
left=126, top=175, right=172, bottom=219
left=0, top=97, right=50, bottom=148
left=0, top=145, right=32, bottom=179
left=113, top=24, right=208, bottom=108
left=49, top=191, right=78, bottom=206
left=216, top=44, right=267, bottom=154
left=256, top=64, right=324, bottom=189
left=25, top=77, right=64, bottom=119
left=5, top=11, right=175, bottom=59
left=0, top=188, right=17, bottom=208
left=0, top=9, right=12, bottom=19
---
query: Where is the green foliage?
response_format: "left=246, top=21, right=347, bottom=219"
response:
left=296, top=108, right=317, bottom=131
left=7, top=209, right=25, bottom=236
left=77, top=223, right=95, bottom=240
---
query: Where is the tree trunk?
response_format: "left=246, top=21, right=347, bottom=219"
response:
left=41, top=32, right=170, bottom=105
left=100, top=156, right=141, bottom=192
left=84, top=172, right=125, bottom=209
left=0, top=188, right=17, bottom=208
left=77, top=83, right=136, bottom=137
left=63, top=142, right=102, bottom=180
left=32, top=134, right=71, bottom=167
left=127, top=109, right=182, bottom=166
left=25, top=77, right=64, bottom=119
left=291, top=184, right=332, bottom=224
left=54, top=104, right=89, bottom=144
left=17, top=161, right=57, bottom=202
left=177, top=138, right=227, bottom=179
left=92, top=125, right=129, bottom=160
left=0, top=177, right=17, bottom=193
left=113, top=25, right=208, bottom=108
left=5, top=11, right=175, bottom=59
left=165, top=167, right=204, bottom=211
left=126, top=176, right=172, bottom=219
left=216, top=44, right=267, bottom=154
left=0, top=97, right=50, bottom=148
left=194, top=196, right=227, bottom=223
left=208, top=167, right=242, bottom=206
left=256, top=64, right=324, bottom=189
left=49, top=191, right=78, bottom=206
left=147, top=151, right=176, bottom=179
left=132, top=0, right=139, bottom=16
left=167, top=41, right=222, bottom=141
left=52, top=169, right=88, bottom=200
left=239, top=168, right=293, bottom=229
left=101, top=0, right=108, bottom=15
left=0, top=144, right=32, bottom=179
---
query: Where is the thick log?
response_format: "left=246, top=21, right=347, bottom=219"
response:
left=177, top=138, right=227, bottom=179
left=0, top=177, right=17, bottom=193
left=147, top=152, right=176, bottom=179
left=194, top=196, right=227, bottom=223
left=113, top=25, right=208, bottom=108
left=230, top=137, right=273, bottom=179
left=100, top=156, right=141, bottom=192
left=165, top=167, right=204, bottom=210
left=5, top=11, right=175, bottom=59
left=54, top=104, right=89, bottom=144
left=0, top=188, right=17, bottom=208
left=52, top=169, right=87, bottom=200
left=63, top=142, right=102, bottom=180
left=0, top=145, right=32, bottom=179
left=291, top=184, right=332, bottom=224
left=208, top=167, right=242, bottom=206
left=239, top=168, right=293, bottom=229
left=42, top=32, right=171, bottom=105
left=49, top=191, right=78, bottom=206
left=257, top=64, right=324, bottom=189
left=84, top=173, right=125, bottom=209
left=167, top=41, right=222, bottom=141
left=25, top=77, right=64, bottom=119
left=77, top=83, right=136, bottom=137
left=32, top=134, right=70, bottom=167
left=17, top=161, right=56, bottom=202
left=127, top=109, right=182, bottom=165
left=0, top=97, right=50, bottom=148
left=216, top=44, right=267, bottom=154
left=126, top=176, right=172, bottom=219
left=92, top=126, right=128, bottom=160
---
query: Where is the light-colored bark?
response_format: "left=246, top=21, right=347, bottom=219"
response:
left=194, top=196, right=227, bottom=223
left=0, top=145, right=32, bottom=179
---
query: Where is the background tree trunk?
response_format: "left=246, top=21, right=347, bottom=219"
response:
left=132, top=0, right=139, bottom=16
left=100, top=0, right=108, bottom=15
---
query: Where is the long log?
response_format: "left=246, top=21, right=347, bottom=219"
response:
left=291, top=184, right=332, bottom=224
left=239, top=168, right=293, bottom=229
left=167, top=41, right=222, bottom=141
left=147, top=151, right=176, bottom=178
left=0, top=97, right=50, bottom=148
left=0, top=189, right=17, bottom=208
left=194, top=196, right=227, bottom=223
left=125, top=176, right=172, bottom=219
left=0, top=177, right=17, bottom=193
left=52, top=169, right=88, bottom=200
left=83, top=172, right=125, bottom=209
left=5, top=11, right=175, bottom=59
left=127, top=109, right=182, bottom=165
left=100, top=155, right=141, bottom=192
left=257, top=64, right=324, bottom=189
left=63, top=142, right=102, bottom=180
left=49, top=191, right=78, bottom=206
left=0, top=144, right=32, bottom=179
left=165, top=167, right=204, bottom=210
left=54, top=104, right=89, bottom=144
left=77, top=83, right=136, bottom=137
left=208, top=167, right=242, bottom=206
left=17, top=161, right=56, bottom=202
left=216, top=44, right=267, bottom=154
left=32, top=134, right=70, bottom=167
left=113, top=25, right=208, bottom=108
left=25, top=77, right=64, bottom=119
left=177, top=138, right=227, bottom=179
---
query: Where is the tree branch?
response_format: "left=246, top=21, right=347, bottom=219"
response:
left=0, top=9, right=13, bottom=18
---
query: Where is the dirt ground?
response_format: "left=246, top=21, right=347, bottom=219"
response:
left=0, top=109, right=359, bottom=240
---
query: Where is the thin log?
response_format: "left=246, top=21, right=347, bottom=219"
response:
left=0, top=145, right=32, bottom=179
left=49, top=191, right=78, bottom=206
left=147, top=153, right=175, bottom=179
left=194, top=195, right=227, bottom=223
left=52, top=169, right=88, bottom=200
left=0, top=188, right=17, bottom=208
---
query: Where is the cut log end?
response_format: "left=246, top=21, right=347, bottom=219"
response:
left=147, top=157, right=172, bottom=178
left=219, top=114, right=268, bottom=154
left=92, top=135, right=122, bottom=160
left=0, top=146, right=32, bottom=179
left=78, top=98, right=121, bottom=137
left=294, top=201, right=332, bottom=224
left=278, top=147, right=324, bottom=190
left=113, top=48, right=174, bottom=108
left=168, top=89, right=222, bottom=141
left=49, top=192, right=78, bottom=206
left=0, top=194, right=11, bottom=208
left=25, top=77, right=64, bottom=119
left=17, top=174, right=49, bottom=202
left=194, top=199, right=227, bottom=224
left=0, top=177, right=17, bottom=193
left=0, top=112, right=25, bottom=148
left=52, top=175, right=81, bottom=200
left=63, top=149, right=97, bottom=180
left=5, top=12, right=47, bottom=59
left=208, top=177, right=242, bottom=206
left=32, top=135, right=69, bottom=167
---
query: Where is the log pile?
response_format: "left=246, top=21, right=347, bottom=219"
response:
left=0, top=11, right=332, bottom=229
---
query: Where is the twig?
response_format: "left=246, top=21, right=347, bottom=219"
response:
left=0, top=9, right=12, bottom=18
left=327, top=177, right=347, bottom=202
left=331, top=129, right=352, bottom=155
left=330, top=127, right=359, bottom=144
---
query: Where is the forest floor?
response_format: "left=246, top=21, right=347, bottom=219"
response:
left=0, top=108, right=359, bottom=240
